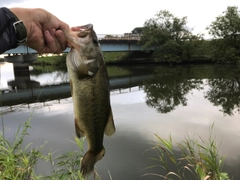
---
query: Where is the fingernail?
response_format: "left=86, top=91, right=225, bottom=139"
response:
left=50, top=28, right=56, bottom=36
left=44, top=30, right=50, bottom=35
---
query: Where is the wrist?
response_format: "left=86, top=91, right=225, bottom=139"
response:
left=9, top=8, right=29, bottom=44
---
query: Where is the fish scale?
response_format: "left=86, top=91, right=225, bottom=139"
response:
left=64, top=24, right=116, bottom=178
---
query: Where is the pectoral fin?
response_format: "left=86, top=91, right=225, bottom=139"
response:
left=104, top=107, right=116, bottom=136
left=75, top=118, right=85, bottom=138
left=68, top=54, right=96, bottom=79
left=76, top=63, right=90, bottom=79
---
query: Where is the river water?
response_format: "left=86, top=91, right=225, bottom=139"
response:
left=1, top=62, right=240, bottom=179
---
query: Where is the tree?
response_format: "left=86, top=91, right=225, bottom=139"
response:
left=207, top=6, right=240, bottom=63
left=207, top=6, right=240, bottom=40
left=131, top=27, right=143, bottom=34
left=139, top=10, right=201, bottom=63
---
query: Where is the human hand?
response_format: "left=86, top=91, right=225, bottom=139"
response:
left=10, top=8, right=71, bottom=54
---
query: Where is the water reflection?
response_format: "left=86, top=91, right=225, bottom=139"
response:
left=143, top=66, right=203, bottom=113
left=2, top=64, right=240, bottom=116
left=205, top=78, right=240, bottom=115
left=8, top=63, right=40, bottom=90
left=30, top=65, right=69, bottom=85
left=1, top=64, right=240, bottom=179
left=141, top=65, right=240, bottom=116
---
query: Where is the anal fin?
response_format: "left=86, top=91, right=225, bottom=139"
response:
left=75, top=118, right=85, bottom=138
left=104, top=107, right=116, bottom=136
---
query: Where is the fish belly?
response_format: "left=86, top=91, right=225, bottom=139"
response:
left=71, top=65, right=113, bottom=151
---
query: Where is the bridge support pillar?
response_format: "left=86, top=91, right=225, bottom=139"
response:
left=7, top=63, right=40, bottom=90
left=4, top=55, right=40, bottom=90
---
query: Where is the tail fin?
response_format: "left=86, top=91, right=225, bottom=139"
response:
left=80, top=148, right=105, bottom=178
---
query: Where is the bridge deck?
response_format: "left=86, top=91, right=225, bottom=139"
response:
left=4, top=35, right=145, bottom=54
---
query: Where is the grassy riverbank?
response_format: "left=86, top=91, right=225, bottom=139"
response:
left=32, top=52, right=131, bottom=66
left=32, top=52, right=155, bottom=66
left=0, top=116, right=231, bottom=179
left=0, top=117, right=85, bottom=180
left=146, top=124, right=230, bottom=180
left=1, top=51, right=233, bottom=66
left=31, top=50, right=222, bottom=67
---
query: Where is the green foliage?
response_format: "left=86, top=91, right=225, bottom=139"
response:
left=140, top=10, right=203, bottom=63
left=44, top=137, right=85, bottom=180
left=190, top=40, right=212, bottom=61
left=31, top=65, right=67, bottom=76
left=0, top=117, right=45, bottom=180
left=154, top=40, right=182, bottom=63
left=0, top=116, right=85, bottom=179
left=34, top=52, right=132, bottom=66
left=146, top=124, right=230, bottom=180
left=136, top=7, right=240, bottom=64
left=103, top=52, right=130, bottom=63
left=34, top=54, right=67, bottom=66
left=212, top=42, right=240, bottom=64
left=207, top=6, right=240, bottom=63
left=131, top=27, right=144, bottom=34
left=209, top=38, right=240, bottom=64
left=207, top=6, right=240, bottom=39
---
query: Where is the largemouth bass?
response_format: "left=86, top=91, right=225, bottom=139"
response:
left=64, top=24, right=116, bottom=177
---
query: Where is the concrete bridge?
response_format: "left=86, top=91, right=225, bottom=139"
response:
left=3, top=34, right=153, bottom=63
left=3, top=34, right=145, bottom=55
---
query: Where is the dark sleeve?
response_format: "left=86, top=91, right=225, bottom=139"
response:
left=0, top=7, right=18, bottom=54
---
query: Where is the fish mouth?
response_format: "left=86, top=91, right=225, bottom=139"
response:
left=65, top=24, right=97, bottom=49
left=71, top=24, right=93, bottom=38
left=78, top=24, right=93, bottom=31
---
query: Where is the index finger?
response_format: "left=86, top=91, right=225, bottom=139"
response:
left=58, top=20, right=70, bottom=31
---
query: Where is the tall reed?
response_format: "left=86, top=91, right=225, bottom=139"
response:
left=146, top=123, right=230, bottom=180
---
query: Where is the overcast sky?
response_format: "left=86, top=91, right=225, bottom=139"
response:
left=2, top=0, right=240, bottom=38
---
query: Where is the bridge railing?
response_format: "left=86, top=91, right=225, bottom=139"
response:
left=98, top=34, right=141, bottom=41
